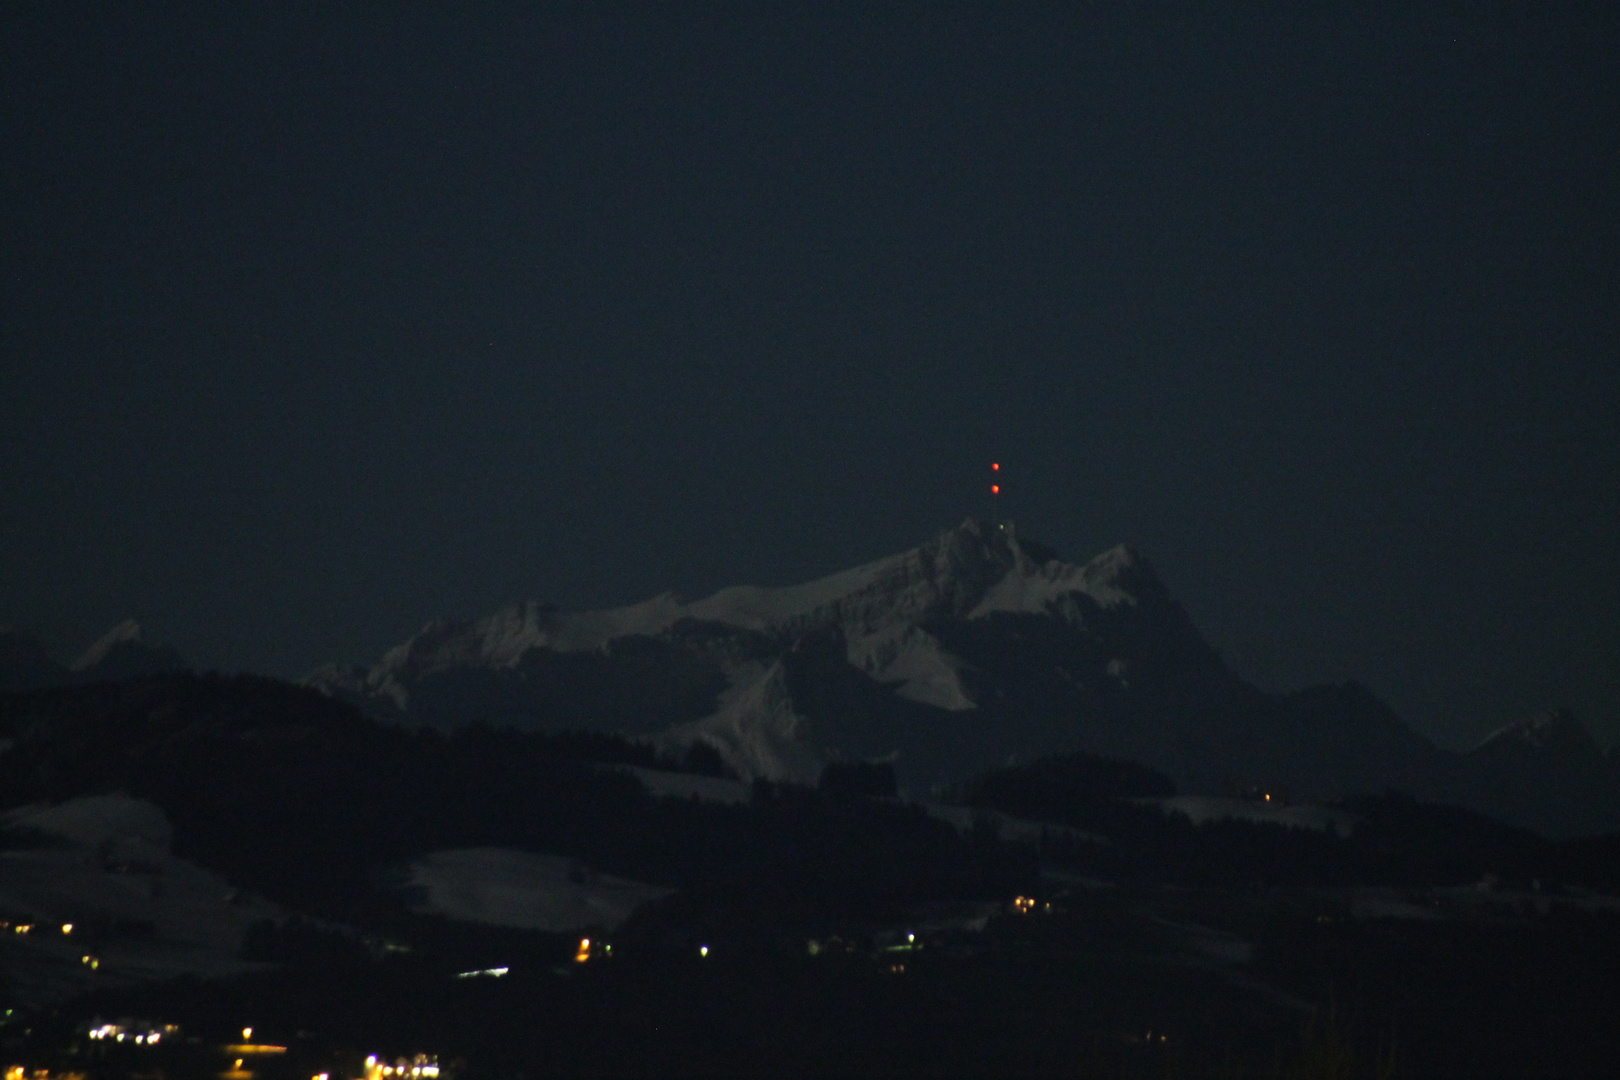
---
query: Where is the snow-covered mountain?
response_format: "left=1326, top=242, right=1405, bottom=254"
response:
left=319, top=520, right=1157, bottom=710
left=1443, top=709, right=1620, bottom=839
left=309, top=519, right=1620, bottom=837
left=311, top=520, right=1224, bottom=780
left=70, top=620, right=186, bottom=683
left=0, top=622, right=186, bottom=693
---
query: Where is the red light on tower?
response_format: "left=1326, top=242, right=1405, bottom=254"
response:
left=989, top=461, right=1004, bottom=527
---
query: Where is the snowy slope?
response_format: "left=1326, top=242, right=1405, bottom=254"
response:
left=400, top=848, right=671, bottom=932
left=0, top=795, right=277, bottom=1004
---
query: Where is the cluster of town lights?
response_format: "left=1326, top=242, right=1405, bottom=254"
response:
left=0, top=923, right=75, bottom=936
left=364, top=1054, right=440, bottom=1080
left=86, top=1022, right=177, bottom=1045
left=575, top=937, right=613, bottom=963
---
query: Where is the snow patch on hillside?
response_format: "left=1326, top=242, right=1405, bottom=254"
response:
left=687, top=556, right=906, bottom=632
left=5, top=794, right=174, bottom=852
left=0, top=796, right=277, bottom=1004
left=846, top=624, right=974, bottom=711
left=69, top=620, right=147, bottom=672
left=616, top=766, right=751, bottom=805
left=969, top=543, right=1139, bottom=618
left=1146, top=796, right=1357, bottom=836
left=683, top=661, right=824, bottom=783
left=401, top=848, right=671, bottom=932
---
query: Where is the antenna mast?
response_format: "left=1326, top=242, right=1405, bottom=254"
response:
left=990, top=462, right=1001, bottom=527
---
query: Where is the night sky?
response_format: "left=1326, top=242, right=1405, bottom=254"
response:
left=3, top=6, right=1616, bottom=750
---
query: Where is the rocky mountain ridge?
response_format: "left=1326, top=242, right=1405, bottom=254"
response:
left=0, top=621, right=186, bottom=693
left=306, top=519, right=1620, bottom=837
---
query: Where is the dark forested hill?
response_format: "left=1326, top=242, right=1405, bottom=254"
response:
left=0, top=674, right=1031, bottom=928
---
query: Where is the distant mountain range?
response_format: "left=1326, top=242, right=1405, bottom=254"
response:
left=0, top=619, right=186, bottom=691
left=5, top=521, right=1613, bottom=837
left=291, top=519, right=1619, bottom=839
left=3, top=525, right=1616, bottom=1076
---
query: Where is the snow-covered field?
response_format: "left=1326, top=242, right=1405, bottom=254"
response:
left=401, top=848, right=672, bottom=932
left=918, top=802, right=1107, bottom=846
left=617, top=765, right=751, bottom=805
left=1143, top=796, right=1357, bottom=836
left=0, top=795, right=277, bottom=1004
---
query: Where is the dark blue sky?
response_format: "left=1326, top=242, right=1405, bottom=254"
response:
left=3, top=5, right=1617, bottom=749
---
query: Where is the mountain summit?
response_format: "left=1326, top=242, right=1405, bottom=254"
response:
left=70, top=620, right=187, bottom=683
left=311, top=520, right=1228, bottom=778
left=1, top=621, right=187, bottom=692
left=329, top=520, right=1195, bottom=714
left=310, top=520, right=1620, bottom=836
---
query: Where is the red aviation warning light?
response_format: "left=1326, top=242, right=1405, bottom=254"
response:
left=990, top=462, right=1004, bottom=527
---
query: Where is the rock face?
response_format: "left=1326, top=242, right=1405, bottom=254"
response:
left=309, top=519, right=1620, bottom=837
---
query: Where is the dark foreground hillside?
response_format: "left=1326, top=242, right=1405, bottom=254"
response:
left=9, top=881, right=1620, bottom=1079
left=0, top=674, right=1031, bottom=926
left=1, top=674, right=1617, bottom=1078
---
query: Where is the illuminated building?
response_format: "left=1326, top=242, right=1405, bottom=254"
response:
left=574, top=938, right=612, bottom=963
left=83, top=1020, right=180, bottom=1045
left=363, top=1054, right=441, bottom=1080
